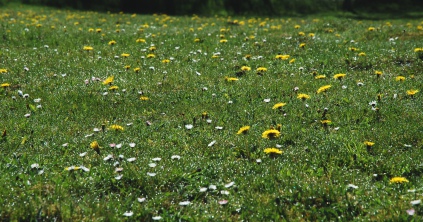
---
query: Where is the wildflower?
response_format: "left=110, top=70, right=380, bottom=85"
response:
left=395, top=76, right=406, bottom=81
left=90, top=141, right=101, bottom=154
left=272, top=102, right=286, bottom=109
left=256, top=67, right=267, bottom=72
left=289, top=59, right=296, bottom=63
left=149, top=46, right=156, bottom=51
left=294, top=25, right=300, bottom=29
left=349, top=47, right=359, bottom=52
left=147, top=54, right=155, bottom=58
left=333, top=73, right=346, bottom=80
left=315, top=75, right=326, bottom=79
left=297, top=93, right=310, bottom=100
left=321, top=120, right=331, bottom=125
left=109, top=124, right=124, bottom=131
left=124, top=65, right=131, bottom=70
left=121, top=53, right=130, bottom=58
left=407, top=89, right=419, bottom=96
left=364, top=141, right=375, bottom=147
left=241, top=66, right=251, bottom=71
left=83, top=46, right=93, bottom=51
left=264, top=148, right=283, bottom=155
left=96, top=28, right=102, bottom=33
left=194, top=38, right=201, bottom=42
left=140, top=96, right=149, bottom=101
left=390, top=177, right=409, bottom=183
left=220, top=39, right=228, bottom=43
left=162, top=59, right=170, bottom=63
left=317, top=85, right=331, bottom=93
left=237, top=126, right=250, bottom=135
left=108, top=40, right=117, bottom=45
left=0, top=69, right=7, bottom=73
left=134, top=67, right=141, bottom=73
left=375, top=70, right=383, bottom=76
left=298, top=32, right=305, bottom=36
left=225, top=77, right=238, bottom=82
left=358, top=52, right=366, bottom=56
left=262, top=129, right=281, bottom=139
left=1, top=83, right=10, bottom=88
left=368, top=27, right=375, bottom=31
left=136, top=38, right=146, bottom=43
left=108, top=86, right=118, bottom=91
left=275, top=55, right=290, bottom=60
left=414, top=48, right=423, bottom=53
left=103, top=76, right=114, bottom=85
left=299, top=43, right=306, bottom=48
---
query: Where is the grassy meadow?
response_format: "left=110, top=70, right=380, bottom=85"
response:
left=1, top=3, right=423, bottom=221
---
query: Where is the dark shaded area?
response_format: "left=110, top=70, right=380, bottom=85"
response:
left=11, top=0, right=423, bottom=16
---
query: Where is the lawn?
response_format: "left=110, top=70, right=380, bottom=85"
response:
left=1, top=3, right=423, bottom=221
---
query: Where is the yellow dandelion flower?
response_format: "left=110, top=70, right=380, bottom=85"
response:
left=103, top=76, right=114, bottom=85
left=134, top=67, right=141, bottom=72
left=149, top=46, right=156, bottom=51
left=321, top=120, right=332, bottom=125
left=194, top=38, right=201, bottom=42
left=220, top=39, right=228, bottom=43
left=1, top=83, right=11, bottom=88
left=162, top=59, right=170, bottom=63
left=124, top=65, right=131, bottom=70
left=241, top=66, right=251, bottom=71
left=109, top=124, right=124, bottom=131
left=294, top=25, right=300, bottom=29
left=272, top=102, right=286, bottom=109
left=264, top=148, right=283, bottom=155
left=244, top=54, right=252, bottom=59
left=136, top=38, right=146, bottom=43
left=108, top=86, right=119, bottom=91
left=407, top=89, right=419, bottom=96
left=414, top=48, right=423, bottom=53
left=368, top=27, right=375, bottom=31
left=0, top=69, right=8, bottom=73
left=237, top=126, right=250, bottom=135
left=140, top=96, right=149, bottom=101
left=256, top=67, right=267, bottom=72
left=298, top=32, right=305, bottom=36
left=308, top=33, right=315, bottom=37
left=395, top=76, right=406, bottom=81
left=90, top=141, right=101, bottom=154
left=289, top=59, right=296, bottom=64
left=297, top=93, right=310, bottom=100
left=83, top=46, right=93, bottom=51
left=108, top=40, right=117, bottom=45
left=225, top=77, right=239, bottom=82
left=364, top=141, right=375, bottom=147
left=375, top=71, right=383, bottom=76
left=121, top=53, right=130, bottom=58
left=390, top=177, right=409, bottom=184
left=333, top=73, right=346, bottom=80
left=349, top=47, right=359, bottom=52
left=299, top=43, right=306, bottom=48
left=147, top=54, right=155, bottom=58
left=315, top=75, right=326, bottom=79
left=96, top=28, right=102, bottom=33
left=262, top=129, right=281, bottom=139
left=317, top=85, right=331, bottom=93
left=275, top=55, right=290, bottom=60
left=358, top=52, right=366, bottom=56
left=88, top=28, right=94, bottom=32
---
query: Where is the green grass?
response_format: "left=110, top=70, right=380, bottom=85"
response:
left=1, top=3, right=423, bottom=221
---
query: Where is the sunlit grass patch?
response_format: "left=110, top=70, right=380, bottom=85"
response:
left=1, top=3, right=423, bottom=221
